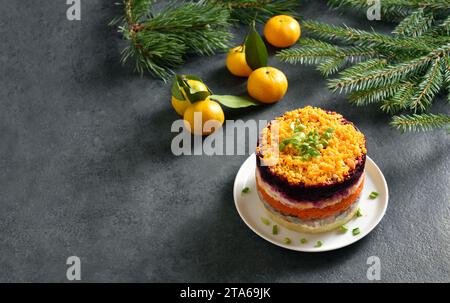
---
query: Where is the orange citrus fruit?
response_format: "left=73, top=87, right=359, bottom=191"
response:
left=171, top=96, right=190, bottom=116
left=247, top=67, right=288, bottom=104
left=264, top=15, right=301, bottom=48
left=171, top=79, right=209, bottom=116
left=183, top=98, right=225, bottom=136
left=226, top=46, right=253, bottom=77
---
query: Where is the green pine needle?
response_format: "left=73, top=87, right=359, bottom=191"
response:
left=317, top=57, right=346, bottom=76
left=276, top=38, right=379, bottom=75
left=328, top=53, right=434, bottom=93
left=204, top=0, right=299, bottom=24
left=348, top=83, right=404, bottom=106
left=301, top=20, right=444, bottom=52
left=338, top=59, right=388, bottom=76
left=327, top=0, right=450, bottom=20
left=442, top=55, right=450, bottom=103
left=129, top=0, right=155, bottom=23
left=391, top=113, right=450, bottom=132
left=393, top=8, right=434, bottom=37
left=116, top=1, right=232, bottom=80
left=409, top=57, right=444, bottom=112
left=380, top=81, right=415, bottom=114
left=327, top=0, right=409, bottom=18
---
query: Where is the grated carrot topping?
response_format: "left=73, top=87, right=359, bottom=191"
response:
left=257, top=106, right=367, bottom=185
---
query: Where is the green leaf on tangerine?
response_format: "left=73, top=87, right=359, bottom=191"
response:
left=171, top=75, right=184, bottom=100
left=210, top=95, right=260, bottom=108
left=245, top=25, right=268, bottom=70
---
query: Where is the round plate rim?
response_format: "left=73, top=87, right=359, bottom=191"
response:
left=233, top=153, right=389, bottom=252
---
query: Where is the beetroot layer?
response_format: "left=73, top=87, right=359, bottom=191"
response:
left=256, top=153, right=366, bottom=202
left=256, top=169, right=364, bottom=207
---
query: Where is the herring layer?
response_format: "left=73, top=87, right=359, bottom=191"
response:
left=256, top=169, right=365, bottom=209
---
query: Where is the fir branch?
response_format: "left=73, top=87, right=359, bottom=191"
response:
left=391, top=113, right=450, bottom=132
left=128, top=0, right=154, bottom=23
left=137, top=2, right=232, bottom=56
left=276, top=44, right=378, bottom=63
left=348, top=83, right=405, bottom=106
left=327, top=0, right=450, bottom=19
left=121, top=31, right=185, bottom=80
left=410, top=56, right=444, bottom=112
left=443, top=55, right=450, bottom=102
left=276, top=40, right=339, bottom=65
left=317, top=57, right=346, bottom=76
left=338, top=59, right=388, bottom=76
left=393, top=8, right=434, bottom=37
left=204, top=0, right=298, bottom=24
left=328, top=52, right=435, bottom=93
left=327, top=0, right=411, bottom=18
left=302, top=20, right=447, bottom=52
left=380, top=81, right=416, bottom=114
left=276, top=38, right=379, bottom=74
left=117, top=1, right=231, bottom=80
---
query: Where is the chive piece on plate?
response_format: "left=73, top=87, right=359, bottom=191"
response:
left=339, top=225, right=348, bottom=233
left=272, top=225, right=279, bottom=235
left=356, top=208, right=363, bottom=217
left=260, top=217, right=270, bottom=226
left=352, top=227, right=361, bottom=236
left=300, top=238, right=308, bottom=244
left=369, top=191, right=379, bottom=199
left=242, top=187, right=250, bottom=193
left=283, top=237, right=291, bottom=244
left=314, top=241, right=323, bottom=248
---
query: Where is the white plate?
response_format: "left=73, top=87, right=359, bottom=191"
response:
left=233, top=153, right=389, bottom=252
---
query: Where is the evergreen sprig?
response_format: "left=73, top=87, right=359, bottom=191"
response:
left=393, top=8, right=434, bottom=37
left=327, top=0, right=450, bottom=20
left=115, top=0, right=232, bottom=80
left=204, top=0, right=299, bottom=24
left=380, top=81, right=415, bottom=114
left=277, top=2, right=450, bottom=133
left=300, top=20, right=449, bottom=52
left=391, top=113, right=450, bottom=132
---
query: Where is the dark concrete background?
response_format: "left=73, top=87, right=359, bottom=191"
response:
left=0, top=0, right=449, bottom=282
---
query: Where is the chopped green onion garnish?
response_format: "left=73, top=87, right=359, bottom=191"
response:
left=369, top=191, right=379, bottom=199
left=339, top=225, right=348, bottom=233
left=314, top=241, right=323, bottom=248
left=295, top=132, right=306, bottom=140
left=283, top=237, right=291, bottom=244
left=272, top=225, right=279, bottom=235
left=260, top=217, right=270, bottom=226
left=297, top=124, right=306, bottom=132
left=300, top=238, right=308, bottom=244
left=352, top=227, right=360, bottom=236
left=356, top=208, right=363, bottom=217
left=279, top=124, right=334, bottom=160
left=323, top=129, right=334, bottom=139
left=242, top=187, right=250, bottom=193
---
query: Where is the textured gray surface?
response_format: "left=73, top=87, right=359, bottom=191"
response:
left=0, top=0, right=449, bottom=282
